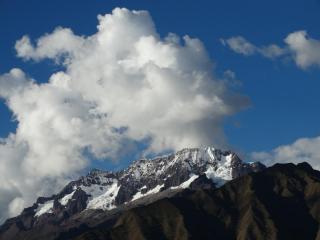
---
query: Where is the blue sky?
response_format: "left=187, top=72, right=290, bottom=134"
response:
left=1, top=0, right=320, bottom=222
left=1, top=0, right=320, bottom=164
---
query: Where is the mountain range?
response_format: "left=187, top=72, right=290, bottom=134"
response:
left=1, top=147, right=320, bottom=240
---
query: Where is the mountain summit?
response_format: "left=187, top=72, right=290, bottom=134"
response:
left=0, top=147, right=265, bottom=239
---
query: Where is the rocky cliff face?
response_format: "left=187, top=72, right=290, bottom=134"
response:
left=0, top=147, right=265, bottom=240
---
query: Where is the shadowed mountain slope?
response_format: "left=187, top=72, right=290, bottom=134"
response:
left=0, top=147, right=265, bottom=240
left=70, top=162, right=320, bottom=240
left=2, top=159, right=320, bottom=239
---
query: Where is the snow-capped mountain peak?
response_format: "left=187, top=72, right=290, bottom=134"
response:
left=18, top=147, right=265, bottom=221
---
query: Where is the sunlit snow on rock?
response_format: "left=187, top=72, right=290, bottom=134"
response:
left=35, top=200, right=54, bottom=217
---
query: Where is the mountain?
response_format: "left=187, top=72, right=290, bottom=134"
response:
left=0, top=147, right=265, bottom=239
left=72, top=162, right=320, bottom=240
left=4, top=162, right=320, bottom=240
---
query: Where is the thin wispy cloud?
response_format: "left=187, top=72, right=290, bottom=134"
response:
left=221, top=30, right=320, bottom=69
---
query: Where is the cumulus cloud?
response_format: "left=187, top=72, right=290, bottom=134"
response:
left=285, top=31, right=320, bottom=69
left=15, top=28, right=85, bottom=63
left=0, top=68, right=32, bottom=99
left=221, top=30, right=320, bottom=69
left=0, top=8, right=249, bottom=222
left=251, top=136, right=320, bottom=170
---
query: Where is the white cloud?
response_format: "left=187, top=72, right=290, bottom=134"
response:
left=8, top=197, right=25, bottom=218
left=0, top=68, right=32, bottom=99
left=221, top=36, right=287, bottom=59
left=251, top=136, right=320, bottom=170
left=221, top=36, right=257, bottom=56
left=285, top=30, right=320, bottom=69
left=259, top=44, right=287, bottom=59
left=222, top=30, right=320, bottom=69
left=15, top=28, right=85, bottom=63
left=0, top=8, right=249, bottom=222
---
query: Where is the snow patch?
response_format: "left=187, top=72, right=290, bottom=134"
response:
left=35, top=200, right=54, bottom=217
left=59, top=191, right=75, bottom=206
left=205, top=154, right=233, bottom=186
left=206, top=147, right=215, bottom=161
left=85, top=181, right=120, bottom=210
left=171, top=174, right=199, bottom=189
left=132, top=184, right=164, bottom=201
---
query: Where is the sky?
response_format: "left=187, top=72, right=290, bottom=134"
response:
left=0, top=0, right=320, bottom=221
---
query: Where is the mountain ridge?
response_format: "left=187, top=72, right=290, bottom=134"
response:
left=0, top=146, right=265, bottom=239
left=2, top=161, right=320, bottom=240
left=61, top=162, right=320, bottom=240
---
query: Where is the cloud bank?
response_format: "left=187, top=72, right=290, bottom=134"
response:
left=221, top=31, right=320, bottom=69
left=251, top=136, right=320, bottom=170
left=0, top=8, right=249, bottom=222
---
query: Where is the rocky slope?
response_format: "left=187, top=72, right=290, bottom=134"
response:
left=92, top=162, right=320, bottom=240
left=0, top=147, right=265, bottom=239
left=2, top=161, right=320, bottom=240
